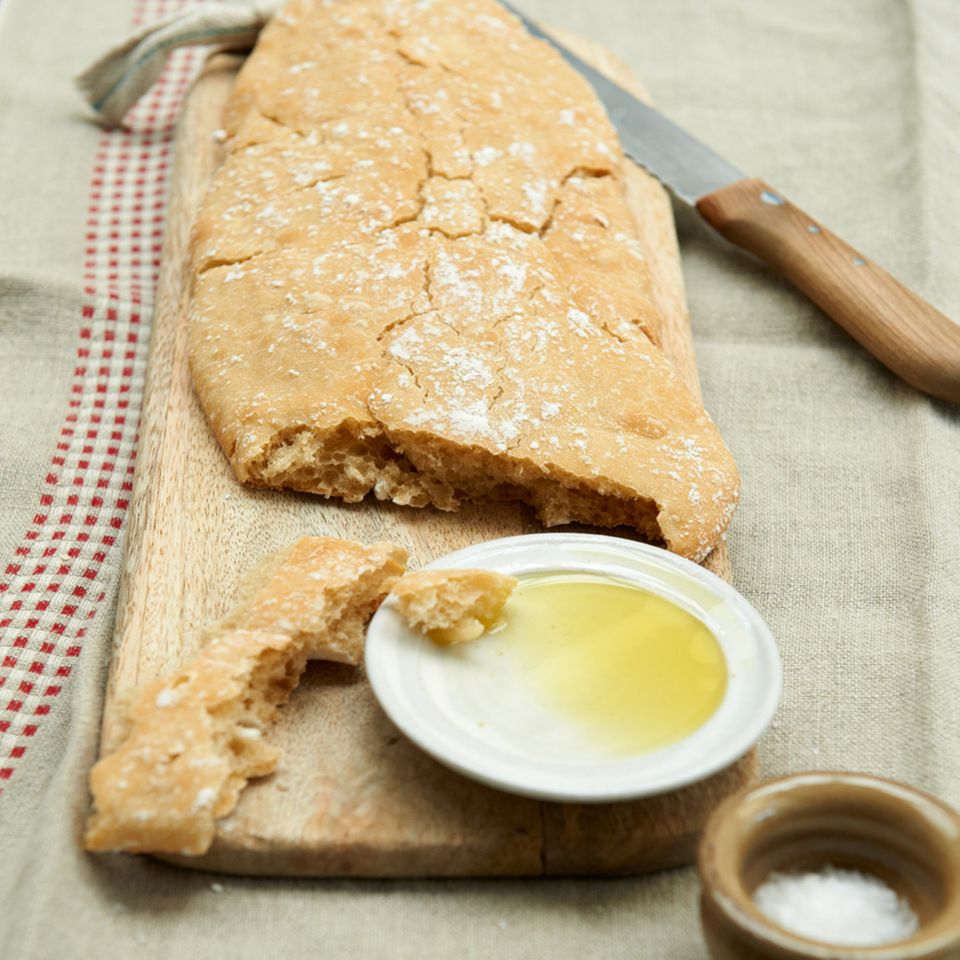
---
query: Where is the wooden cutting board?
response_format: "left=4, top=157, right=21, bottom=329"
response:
left=103, top=31, right=756, bottom=878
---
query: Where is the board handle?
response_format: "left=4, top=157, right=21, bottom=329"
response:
left=696, top=178, right=960, bottom=405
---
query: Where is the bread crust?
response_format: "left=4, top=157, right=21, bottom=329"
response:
left=187, top=0, right=739, bottom=560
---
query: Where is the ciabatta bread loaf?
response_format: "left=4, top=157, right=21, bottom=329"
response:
left=188, top=0, right=739, bottom=560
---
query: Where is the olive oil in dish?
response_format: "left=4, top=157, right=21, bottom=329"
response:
left=492, top=573, right=727, bottom=755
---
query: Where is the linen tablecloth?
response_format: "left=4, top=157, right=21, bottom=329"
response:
left=1, top=0, right=958, bottom=956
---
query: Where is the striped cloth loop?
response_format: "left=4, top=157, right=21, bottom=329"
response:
left=75, top=0, right=281, bottom=127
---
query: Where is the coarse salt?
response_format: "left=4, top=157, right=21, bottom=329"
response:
left=753, top=866, right=919, bottom=947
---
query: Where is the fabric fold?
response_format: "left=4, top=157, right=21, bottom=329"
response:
left=75, top=0, right=280, bottom=126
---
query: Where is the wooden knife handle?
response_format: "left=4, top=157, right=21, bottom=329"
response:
left=696, top=177, right=960, bottom=404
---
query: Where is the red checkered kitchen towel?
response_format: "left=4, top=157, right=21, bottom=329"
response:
left=0, top=0, right=209, bottom=795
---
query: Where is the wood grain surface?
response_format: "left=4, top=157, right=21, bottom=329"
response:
left=103, top=30, right=755, bottom=878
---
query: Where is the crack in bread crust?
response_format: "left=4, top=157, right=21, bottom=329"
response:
left=187, top=0, right=739, bottom=560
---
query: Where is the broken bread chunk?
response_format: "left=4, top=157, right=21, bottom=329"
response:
left=214, top=536, right=408, bottom=663
left=392, top=569, right=516, bottom=646
left=85, top=535, right=406, bottom=855
left=187, top=0, right=740, bottom=563
left=84, top=629, right=303, bottom=856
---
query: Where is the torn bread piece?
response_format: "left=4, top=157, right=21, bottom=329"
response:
left=85, top=536, right=407, bottom=855
left=214, top=536, right=408, bottom=663
left=85, top=629, right=303, bottom=855
left=392, top=569, right=517, bottom=646
left=187, top=0, right=740, bottom=563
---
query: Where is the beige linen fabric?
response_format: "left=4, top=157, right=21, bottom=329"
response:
left=1, top=0, right=958, bottom=957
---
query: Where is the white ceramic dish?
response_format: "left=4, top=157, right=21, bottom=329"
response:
left=365, top=533, right=781, bottom=804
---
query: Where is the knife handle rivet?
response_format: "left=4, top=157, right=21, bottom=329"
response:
left=853, top=257, right=866, bottom=266
left=807, top=224, right=821, bottom=233
left=760, top=190, right=784, bottom=206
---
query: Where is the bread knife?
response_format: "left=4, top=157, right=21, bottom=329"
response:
left=501, top=1, right=960, bottom=404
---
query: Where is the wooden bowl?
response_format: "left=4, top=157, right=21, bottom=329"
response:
left=697, top=772, right=960, bottom=959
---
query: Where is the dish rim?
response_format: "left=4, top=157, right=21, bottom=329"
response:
left=365, top=532, right=782, bottom=803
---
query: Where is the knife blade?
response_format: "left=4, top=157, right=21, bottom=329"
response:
left=499, top=1, right=960, bottom=405
left=499, top=0, right=744, bottom=204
